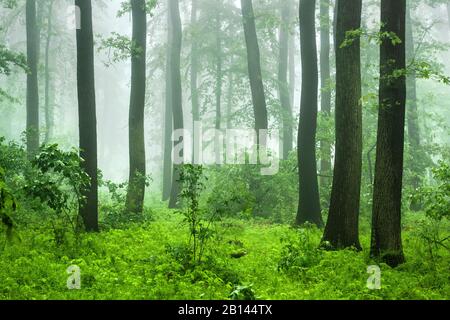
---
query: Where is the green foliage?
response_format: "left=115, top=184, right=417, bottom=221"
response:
left=97, top=32, right=143, bottom=67
left=278, top=225, right=324, bottom=275
left=0, top=166, right=16, bottom=240
left=178, top=165, right=214, bottom=265
left=206, top=157, right=298, bottom=223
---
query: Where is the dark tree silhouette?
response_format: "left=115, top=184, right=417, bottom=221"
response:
left=296, top=0, right=322, bottom=227
left=76, top=0, right=99, bottom=232
left=322, top=0, right=362, bottom=250
left=370, top=0, right=406, bottom=267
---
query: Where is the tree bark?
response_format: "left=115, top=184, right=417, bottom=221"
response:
left=190, top=0, right=201, bottom=165
left=26, top=0, right=39, bottom=156
left=370, top=0, right=406, bottom=267
left=43, top=0, right=54, bottom=145
left=296, top=0, right=323, bottom=227
left=278, top=0, right=293, bottom=160
left=76, top=0, right=99, bottom=232
left=126, top=0, right=147, bottom=215
left=319, top=0, right=332, bottom=186
left=241, top=0, right=268, bottom=138
left=322, top=0, right=362, bottom=250
left=162, top=0, right=173, bottom=201
left=168, top=0, right=183, bottom=209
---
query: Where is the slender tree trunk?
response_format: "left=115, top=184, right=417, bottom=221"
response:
left=162, top=0, right=173, bottom=201
left=76, top=0, right=99, bottom=232
left=319, top=0, right=332, bottom=186
left=288, top=32, right=296, bottom=112
left=278, top=0, right=293, bottom=160
left=190, top=0, right=200, bottom=164
left=241, top=0, right=268, bottom=139
left=447, top=2, right=450, bottom=30
left=370, top=0, right=406, bottom=267
left=226, top=72, right=233, bottom=129
left=168, top=0, right=183, bottom=209
left=26, top=0, right=39, bottom=156
left=126, top=0, right=147, bottom=215
left=43, top=0, right=54, bottom=145
left=405, top=3, right=422, bottom=212
left=215, top=9, right=222, bottom=131
left=322, top=0, right=362, bottom=250
left=296, top=0, right=323, bottom=227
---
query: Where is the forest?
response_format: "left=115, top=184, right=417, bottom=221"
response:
left=0, top=0, right=449, bottom=301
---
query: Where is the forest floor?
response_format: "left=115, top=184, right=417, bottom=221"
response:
left=0, top=210, right=448, bottom=300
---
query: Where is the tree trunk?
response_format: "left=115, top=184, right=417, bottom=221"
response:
left=322, top=0, right=362, bottom=250
left=76, top=0, right=99, bottom=232
left=370, top=0, right=406, bottom=267
left=26, top=0, right=39, bottom=156
left=126, top=0, right=147, bottom=215
left=319, top=0, right=332, bottom=186
left=215, top=8, right=222, bottom=131
left=241, top=0, right=268, bottom=138
left=295, top=0, right=322, bottom=227
left=288, top=31, right=296, bottom=113
left=226, top=72, right=233, bottom=130
left=190, top=0, right=200, bottom=164
left=405, top=3, right=422, bottom=211
left=278, top=0, right=293, bottom=160
left=162, top=0, right=173, bottom=201
left=168, top=0, right=183, bottom=209
left=43, top=0, right=54, bottom=145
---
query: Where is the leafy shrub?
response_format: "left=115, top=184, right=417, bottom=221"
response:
left=278, top=225, right=324, bottom=275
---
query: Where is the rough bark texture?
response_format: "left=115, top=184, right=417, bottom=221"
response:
left=168, top=0, right=183, bottom=209
left=296, top=0, right=323, bottom=227
left=163, top=0, right=173, bottom=201
left=278, top=0, right=293, bottom=160
left=322, top=0, right=362, bottom=250
left=126, top=0, right=147, bottom=215
left=370, top=0, right=406, bottom=267
left=241, top=0, right=268, bottom=136
left=26, top=0, right=39, bottom=156
left=76, top=0, right=99, bottom=232
left=319, top=0, right=332, bottom=186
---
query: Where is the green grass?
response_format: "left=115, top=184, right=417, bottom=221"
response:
left=0, top=211, right=448, bottom=300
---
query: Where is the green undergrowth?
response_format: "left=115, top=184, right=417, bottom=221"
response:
left=0, top=211, right=448, bottom=300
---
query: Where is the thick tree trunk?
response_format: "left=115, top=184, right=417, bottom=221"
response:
left=168, top=0, right=183, bottom=209
left=26, top=0, right=39, bottom=156
left=241, top=0, right=268, bottom=138
left=76, top=0, right=99, bottom=232
left=278, top=0, right=293, bottom=160
left=319, top=0, right=332, bottom=186
left=126, top=0, right=147, bottom=215
left=322, top=0, right=362, bottom=250
left=162, top=0, right=173, bottom=201
left=43, top=0, right=54, bottom=145
left=370, top=0, right=406, bottom=267
left=296, top=0, right=322, bottom=227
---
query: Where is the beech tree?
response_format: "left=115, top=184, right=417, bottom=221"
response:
left=76, top=0, right=99, bottom=232
left=126, top=0, right=147, bottom=215
left=296, top=0, right=322, bottom=227
left=370, top=0, right=406, bottom=267
left=322, top=0, right=362, bottom=250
